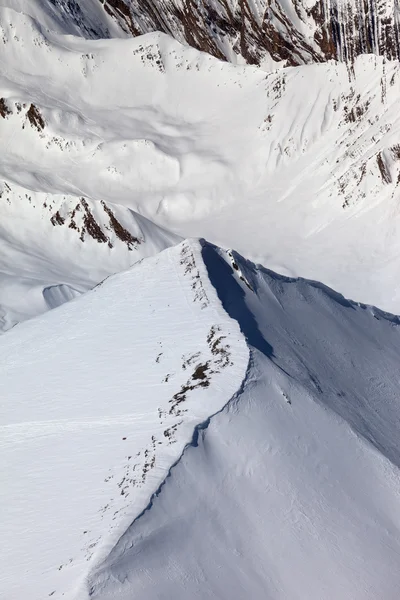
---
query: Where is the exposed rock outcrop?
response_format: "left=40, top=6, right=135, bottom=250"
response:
left=98, top=0, right=400, bottom=67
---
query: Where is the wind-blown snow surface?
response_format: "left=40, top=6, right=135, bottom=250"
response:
left=88, top=241, right=400, bottom=600
left=0, top=239, right=249, bottom=600
left=1, top=5, right=400, bottom=321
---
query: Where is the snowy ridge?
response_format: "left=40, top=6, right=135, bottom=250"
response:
left=87, top=346, right=251, bottom=600
left=2, top=237, right=400, bottom=598
left=2, top=2, right=400, bottom=598
left=87, top=241, right=400, bottom=600
left=0, top=238, right=249, bottom=600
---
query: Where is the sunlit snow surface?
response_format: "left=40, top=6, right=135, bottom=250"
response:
left=2, top=239, right=400, bottom=599
left=0, top=240, right=248, bottom=599
left=1, top=4, right=400, bottom=599
left=1, top=5, right=400, bottom=327
left=91, top=242, right=400, bottom=600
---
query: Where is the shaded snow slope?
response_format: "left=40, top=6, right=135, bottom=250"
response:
left=0, top=239, right=249, bottom=600
left=1, top=7, right=400, bottom=317
left=88, top=241, right=400, bottom=600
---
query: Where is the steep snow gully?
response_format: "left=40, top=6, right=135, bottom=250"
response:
left=87, top=239, right=400, bottom=600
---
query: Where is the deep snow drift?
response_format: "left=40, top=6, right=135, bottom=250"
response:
left=2, top=238, right=400, bottom=599
left=1, top=5, right=400, bottom=329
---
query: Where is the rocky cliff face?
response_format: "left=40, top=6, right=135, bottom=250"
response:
left=97, top=0, right=400, bottom=66
left=32, top=1, right=400, bottom=67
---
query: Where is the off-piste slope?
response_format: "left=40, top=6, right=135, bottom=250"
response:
left=1, top=6, right=400, bottom=317
left=0, top=239, right=249, bottom=600
left=89, top=241, right=400, bottom=600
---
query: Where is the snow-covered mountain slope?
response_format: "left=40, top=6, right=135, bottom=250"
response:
left=1, top=7, right=399, bottom=316
left=120, top=0, right=400, bottom=67
left=87, top=241, right=400, bottom=600
left=6, top=0, right=398, bottom=67
left=2, top=3, right=400, bottom=598
left=0, top=239, right=249, bottom=600
left=0, top=0, right=126, bottom=38
left=0, top=180, right=180, bottom=331
left=3, top=238, right=400, bottom=599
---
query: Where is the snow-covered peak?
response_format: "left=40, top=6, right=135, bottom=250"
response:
left=0, top=238, right=249, bottom=599
left=90, top=240, right=400, bottom=600
left=2, top=238, right=400, bottom=599
left=2, top=2, right=400, bottom=598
